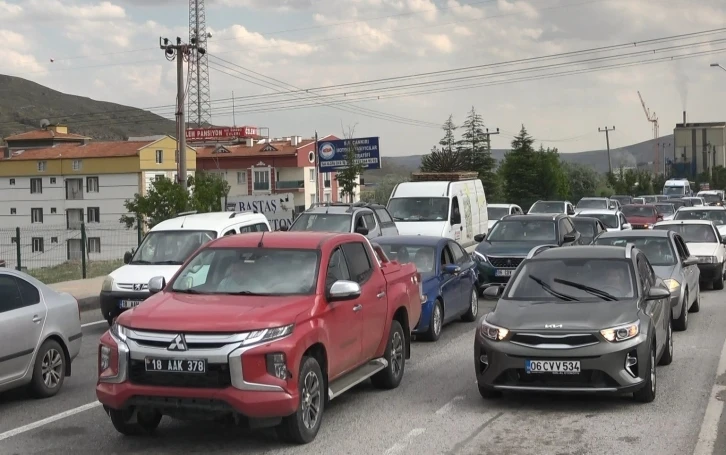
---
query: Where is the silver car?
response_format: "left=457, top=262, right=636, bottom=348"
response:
left=0, top=269, right=82, bottom=397
left=593, top=230, right=700, bottom=331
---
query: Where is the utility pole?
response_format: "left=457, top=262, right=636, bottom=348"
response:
left=159, top=37, right=206, bottom=190
left=188, top=0, right=212, bottom=127
left=483, top=128, right=500, bottom=157
left=314, top=131, right=320, bottom=205
left=599, top=126, right=615, bottom=174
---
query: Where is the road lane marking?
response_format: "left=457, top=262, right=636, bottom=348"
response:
left=446, top=412, right=504, bottom=455
left=693, top=335, right=726, bottom=455
left=435, top=396, right=464, bottom=415
left=82, top=320, right=106, bottom=328
left=384, top=428, right=425, bottom=454
left=0, top=401, right=101, bottom=442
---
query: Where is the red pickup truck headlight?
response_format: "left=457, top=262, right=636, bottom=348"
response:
left=98, top=323, right=129, bottom=383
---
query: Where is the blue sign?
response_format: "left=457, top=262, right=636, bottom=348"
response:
left=317, top=137, right=381, bottom=171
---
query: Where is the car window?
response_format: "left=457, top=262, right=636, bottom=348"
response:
left=326, top=247, right=351, bottom=288
left=448, top=241, right=467, bottom=265
left=378, top=244, right=435, bottom=274
left=672, top=235, right=687, bottom=260
left=675, top=235, right=691, bottom=258
left=0, top=275, right=24, bottom=313
left=15, top=277, right=40, bottom=306
left=224, top=229, right=236, bottom=236
left=620, top=214, right=628, bottom=226
left=290, top=213, right=351, bottom=233
left=441, top=246, right=454, bottom=266
left=362, top=213, right=377, bottom=229
left=341, top=242, right=373, bottom=284
left=239, top=223, right=269, bottom=233
left=374, top=208, right=394, bottom=224
left=594, top=236, right=676, bottom=266
left=572, top=219, right=594, bottom=237
left=653, top=224, right=718, bottom=243
left=636, top=254, right=653, bottom=292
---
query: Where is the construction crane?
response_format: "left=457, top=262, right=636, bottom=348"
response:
left=637, top=91, right=660, bottom=175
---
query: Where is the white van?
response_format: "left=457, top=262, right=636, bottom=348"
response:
left=386, top=180, right=488, bottom=248
left=663, top=178, right=693, bottom=197
left=99, top=211, right=271, bottom=324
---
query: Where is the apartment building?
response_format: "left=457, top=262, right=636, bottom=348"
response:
left=196, top=135, right=360, bottom=213
left=0, top=127, right=196, bottom=270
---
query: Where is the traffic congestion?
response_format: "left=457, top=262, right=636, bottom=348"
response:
left=2, top=174, right=726, bottom=454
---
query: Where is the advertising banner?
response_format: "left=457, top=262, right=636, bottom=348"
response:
left=317, top=137, right=381, bottom=171
left=225, top=193, right=295, bottom=231
left=186, top=126, right=258, bottom=141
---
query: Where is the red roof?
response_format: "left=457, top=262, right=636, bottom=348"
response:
left=4, top=130, right=91, bottom=141
left=3, top=141, right=149, bottom=161
left=196, top=138, right=317, bottom=158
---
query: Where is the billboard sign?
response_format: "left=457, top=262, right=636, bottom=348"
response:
left=317, top=137, right=381, bottom=171
left=186, top=126, right=258, bottom=142
left=225, top=193, right=294, bottom=231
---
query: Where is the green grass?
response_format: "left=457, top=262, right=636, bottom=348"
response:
left=26, top=259, right=124, bottom=284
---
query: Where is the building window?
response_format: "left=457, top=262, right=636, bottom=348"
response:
left=10, top=208, right=16, bottom=215
left=154, top=174, right=164, bottom=182
left=31, top=208, right=43, bottom=224
left=37, top=161, right=46, bottom=172
left=32, top=237, right=44, bottom=253
left=310, top=193, right=316, bottom=205
left=30, top=178, right=42, bottom=194
left=324, top=192, right=331, bottom=202
left=155, top=150, right=163, bottom=164
left=66, top=178, right=83, bottom=200
left=9, top=179, right=15, bottom=185
left=88, top=237, right=101, bottom=253
left=309, top=169, right=315, bottom=182
left=87, top=176, right=99, bottom=192
left=50, top=207, right=56, bottom=214
left=237, top=171, right=246, bottom=185
left=50, top=177, right=56, bottom=184
left=72, top=160, right=82, bottom=171
left=324, top=172, right=331, bottom=188
left=51, top=237, right=58, bottom=244
left=253, top=169, right=270, bottom=191
left=66, top=209, right=83, bottom=230
left=87, top=207, right=100, bottom=223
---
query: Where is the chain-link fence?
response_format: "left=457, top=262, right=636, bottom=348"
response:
left=0, top=222, right=141, bottom=284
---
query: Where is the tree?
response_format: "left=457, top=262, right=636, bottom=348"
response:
left=563, top=162, right=600, bottom=203
left=439, top=114, right=457, bottom=153
left=457, top=106, right=499, bottom=200
left=360, top=174, right=409, bottom=204
left=420, top=145, right=467, bottom=172
left=335, top=125, right=365, bottom=202
left=120, top=171, right=230, bottom=229
left=535, top=145, right=569, bottom=201
left=498, top=125, right=540, bottom=208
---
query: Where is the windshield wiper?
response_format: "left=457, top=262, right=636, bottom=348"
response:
left=224, top=290, right=265, bottom=296
left=129, top=260, right=151, bottom=264
left=553, top=278, right=618, bottom=301
left=152, top=260, right=184, bottom=265
left=528, top=275, right=579, bottom=301
left=392, top=216, right=404, bottom=221
left=174, top=288, right=204, bottom=294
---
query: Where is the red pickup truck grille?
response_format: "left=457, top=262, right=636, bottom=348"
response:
left=128, top=360, right=232, bottom=388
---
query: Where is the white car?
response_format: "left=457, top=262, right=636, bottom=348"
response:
left=575, top=209, right=632, bottom=232
left=653, top=219, right=726, bottom=289
left=653, top=202, right=677, bottom=221
left=673, top=206, right=726, bottom=238
left=682, top=197, right=705, bottom=206
left=575, top=197, right=611, bottom=211
left=527, top=200, right=576, bottom=216
left=486, top=203, right=523, bottom=230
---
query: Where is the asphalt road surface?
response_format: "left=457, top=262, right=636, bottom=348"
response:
left=2, top=290, right=726, bottom=455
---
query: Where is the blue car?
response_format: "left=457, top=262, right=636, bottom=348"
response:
left=375, top=236, right=479, bottom=341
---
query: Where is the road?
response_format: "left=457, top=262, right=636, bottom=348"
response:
left=2, top=291, right=726, bottom=455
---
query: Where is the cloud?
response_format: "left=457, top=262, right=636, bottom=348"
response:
left=0, top=30, right=45, bottom=74
left=447, top=0, right=485, bottom=19
left=214, top=25, right=317, bottom=56
left=0, top=1, right=22, bottom=18
left=215, top=0, right=313, bottom=11
left=24, top=0, right=126, bottom=20
left=497, top=0, right=538, bottom=19
left=422, top=33, right=454, bottom=53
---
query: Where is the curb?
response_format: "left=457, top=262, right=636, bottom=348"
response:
left=77, top=296, right=100, bottom=313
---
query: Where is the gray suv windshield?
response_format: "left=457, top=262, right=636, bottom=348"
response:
left=289, top=213, right=351, bottom=233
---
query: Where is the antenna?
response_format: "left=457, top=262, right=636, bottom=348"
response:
left=257, top=231, right=266, bottom=248
left=188, top=0, right=212, bottom=127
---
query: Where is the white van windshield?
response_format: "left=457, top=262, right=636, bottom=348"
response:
left=388, top=197, right=449, bottom=221
left=131, top=230, right=217, bottom=265
left=664, top=185, right=686, bottom=196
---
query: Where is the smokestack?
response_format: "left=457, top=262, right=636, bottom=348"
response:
left=683, top=111, right=687, bottom=125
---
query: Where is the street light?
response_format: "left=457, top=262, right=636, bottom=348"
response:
left=710, top=63, right=726, bottom=72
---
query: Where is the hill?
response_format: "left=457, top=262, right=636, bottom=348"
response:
left=367, top=135, right=675, bottom=181
left=0, top=74, right=176, bottom=141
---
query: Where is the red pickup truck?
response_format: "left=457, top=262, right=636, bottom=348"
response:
left=96, top=231, right=422, bottom=444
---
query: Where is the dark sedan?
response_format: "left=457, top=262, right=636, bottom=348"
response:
left=475, top=245, right=673, bottom=403
left=593, top=230, right=700, bottom=331
left=571, top=216, right=608, bottom=244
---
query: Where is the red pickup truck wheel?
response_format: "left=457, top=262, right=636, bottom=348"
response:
left=371, top=320, right=406, bottom=389
left=277, top=356, right=324, bottom=444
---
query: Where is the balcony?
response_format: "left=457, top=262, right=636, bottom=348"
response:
left=253, top=182, right=271, bottom=191
left=276, top=180, right=305, bottom=190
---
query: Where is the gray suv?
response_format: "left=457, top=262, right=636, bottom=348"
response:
left=476, top=244, right=673, bottom=403
left=285, top=202, right=399, bottom=238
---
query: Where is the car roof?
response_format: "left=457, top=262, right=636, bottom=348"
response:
left=206, top=231, right=363, bottom=249
left=536, top=245, right=630, bottom=260
left=622, top=204, right=653, bottom=208
left=579, top=197, right=608, bottom=200
left=533, top=200, right=567, bottom=204
left=571, top=216, right=602, bottom=225
left=656, top=219, right=716, bottom=226
left=374, top=235, right=446, bottom=246
left=596, top=229, right=671, bottom=238
left=676, top=206, right=725, bottom=210
left=488, top=203, right=515, bottom=208
left=503, top=214, right=561, bottom=221
left=303, top=205, right=366, bottom=214
left=151, top=211, right=268, bottom=232
left=576, top=209, right=618, bottom=215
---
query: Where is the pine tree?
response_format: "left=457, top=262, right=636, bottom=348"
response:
left=498, top=125, right=539, bottom=208
left=457, top=106, right=498, bottom=200
left=420, top=115, right=466, bottom=172
left=439, top=115, right=457, bottom=153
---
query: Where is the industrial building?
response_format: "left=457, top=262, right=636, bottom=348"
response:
left=672, top=111, right=726, bottom=177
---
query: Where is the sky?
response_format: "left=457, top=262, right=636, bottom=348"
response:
left=1, top=0, right=726, bottom=157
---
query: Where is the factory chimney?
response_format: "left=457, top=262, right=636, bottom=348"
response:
left=683, top=111, right=687, bottom=125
